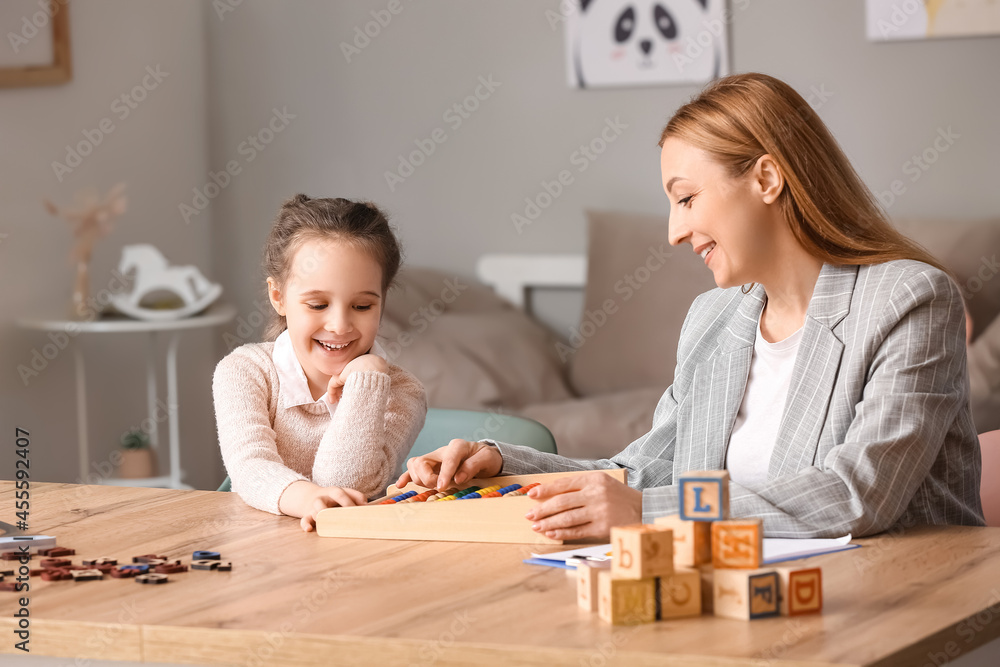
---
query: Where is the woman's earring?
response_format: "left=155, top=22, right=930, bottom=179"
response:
left=741, top=282, right=756, bottom=295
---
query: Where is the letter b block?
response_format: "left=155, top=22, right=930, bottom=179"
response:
left=611, top=524, right=674, bottom=580
left=678, top=470, right=730, bottom=521
left=777, top=567, right=823, bottom=616
left=711, top=518, right=763, bottom=569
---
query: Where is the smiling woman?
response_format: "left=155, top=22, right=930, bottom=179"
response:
left=400, top=72, right=985, bottom=541
left=213, top=195, right=427, bottom=532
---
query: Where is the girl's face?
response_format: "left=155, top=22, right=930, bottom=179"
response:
left=660, top=137, right=782, bottom=289
left=268, top=237, right=383, bottom=396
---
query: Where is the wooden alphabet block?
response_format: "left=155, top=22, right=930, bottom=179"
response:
left=776, top=566, right=823, bottom=616
left=658, top=567, right=702, bottom=619
left=698, top=565, right=714, bottom=614
left=678, top=470, right=730, bottom=521
left=711, top=518, right=763, bottom=569
left=610, top=524, right=673, bottom=580
left=654, top=513, right=712, bottom=567
left=597, top=570, right=656, bottom=625
left=576, top=560, right=610, bottom=612
left=713, top=568, right=781, bottom=620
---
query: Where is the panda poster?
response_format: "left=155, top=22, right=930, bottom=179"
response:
left=565, top=0, right=730, bottom=88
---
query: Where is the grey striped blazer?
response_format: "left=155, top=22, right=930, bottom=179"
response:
left=491, top=260, right=986, bottom=537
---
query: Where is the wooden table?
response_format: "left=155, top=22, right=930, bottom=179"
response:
left=2, top=482, right=999, bottom=666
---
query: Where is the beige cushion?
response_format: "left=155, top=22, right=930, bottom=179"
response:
left=520, top=387, right=664, bottom=460
left=384, top=267, right=509, bottom=321
left=892, top=218, right=1000, bottom=342
left=568, top=209, right=718, bottom=396
left=970, top=311, right=1000, bottom=433
left=380, top=268, right=573, bottom=411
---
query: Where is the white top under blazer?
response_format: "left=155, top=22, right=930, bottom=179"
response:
left=725, top=306, right=804, bottom=492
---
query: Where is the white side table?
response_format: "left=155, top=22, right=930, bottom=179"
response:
left=16, top=303, right=237, bottom=489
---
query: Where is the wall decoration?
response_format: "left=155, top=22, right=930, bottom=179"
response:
left=0, top=0, right=72, bottom=87
left=565, top=0, right=729, bottom=88
left=867, top=0, right=1000, bottom=41
left=45, top=183, right=127, bottom=319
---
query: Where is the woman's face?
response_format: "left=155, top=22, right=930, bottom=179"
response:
left=660, top=137, right=781, bottom=289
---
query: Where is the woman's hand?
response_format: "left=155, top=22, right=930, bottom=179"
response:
left=523, top=471, right=642, bottom=541
left=396, top=439, right=503, bottom=491
left=299, top=486, right=367, bottom=532
left=326, top=354, right=389, bottom=402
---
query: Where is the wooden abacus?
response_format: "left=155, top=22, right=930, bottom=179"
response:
left=315, top=469, right=627, bottom=544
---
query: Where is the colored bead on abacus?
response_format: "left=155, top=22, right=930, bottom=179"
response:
left=460, top=485, right=501, bottom=499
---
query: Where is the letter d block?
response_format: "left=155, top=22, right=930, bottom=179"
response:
left=776, top=567, right=823, bottom=616
left=611, top=524, right=674, bottom=580
left=654, top=513, right=712, bottom=567
left=597, top=570, right=656, bottom=626
left=678, top=470, right=730, bottom=521
left=711, top=518, right=763, bottom=569
left=658, top=567, right=702, bottom=619
left=713, top=569, right=781, bottom=620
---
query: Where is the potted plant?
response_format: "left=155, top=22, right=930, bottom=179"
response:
left=118, top=429, right=156, bottom=479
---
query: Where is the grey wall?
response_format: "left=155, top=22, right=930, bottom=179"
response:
left=2, top=0, right=998, bottom=489
left=207, top=0, right=1000, bottom=350
left=0, top=1, right=218, bottom=489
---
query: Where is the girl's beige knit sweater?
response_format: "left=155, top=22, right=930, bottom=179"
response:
left=212, top=342, right=427, bottom=514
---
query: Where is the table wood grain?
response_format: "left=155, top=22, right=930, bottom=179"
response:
left=1, top=482, right=999, bottom=666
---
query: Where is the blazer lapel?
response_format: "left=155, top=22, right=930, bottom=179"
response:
left=768, top=263, right=857, bottom=478
left=680, top=286, right=764, bottom=473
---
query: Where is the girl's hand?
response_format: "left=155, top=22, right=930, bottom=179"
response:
left=523, top=472, right=642, bottom=541
left=299, top=486, right=367, bottom=532
left=326, top=354, right=389, bottom=402
left=396, top=439, right=503, bottom=491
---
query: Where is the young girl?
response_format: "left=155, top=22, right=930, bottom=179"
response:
left=213, top=194, right=427, bottom=531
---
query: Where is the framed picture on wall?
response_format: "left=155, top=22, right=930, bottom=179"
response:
left=564, top=0, right=730, bottom=89
left=0, top=0, right=72, bottom=88
left=866, top=0, right=1000, bottom=41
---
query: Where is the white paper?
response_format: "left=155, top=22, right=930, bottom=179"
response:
left=531, top=543, right=612, bottom=563
left=532, top=534, right=856, bottom=567
left=762, top=534, right=855, bottom=564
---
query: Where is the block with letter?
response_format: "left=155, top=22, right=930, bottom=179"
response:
left=678, top=470, right=730, bottom=521
left=711, top=518, right=763, bottom=569
left=698, top=565, right=714, bottom=613
left=776, top=566, right=823, bottom=616
left=654, top=513, right=712, bottom=567
left=597, top=570, right=656, bottom=625
left=610, top=524, right=674, bottom=580
left=713, top=568, right=781, bottom=620
left=576, top=560, right=610, bottom=612
left=658, top=567, right=702, bottom=619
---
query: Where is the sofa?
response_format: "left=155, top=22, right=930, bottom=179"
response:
left=379, top=210, right=1000, bottom=459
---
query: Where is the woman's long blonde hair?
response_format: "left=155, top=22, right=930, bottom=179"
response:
left=659, top=73, right=951, bottom=277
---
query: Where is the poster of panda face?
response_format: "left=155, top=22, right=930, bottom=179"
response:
left=566, top=0, right=730, bottom=88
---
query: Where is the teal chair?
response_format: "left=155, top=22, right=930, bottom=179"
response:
left=216, top=408, right=556, bottom=492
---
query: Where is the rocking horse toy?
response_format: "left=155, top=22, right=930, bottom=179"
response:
left=111, top=244, right=222, bottom=321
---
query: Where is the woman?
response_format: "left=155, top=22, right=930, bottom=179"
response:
left=398, top=73, right=985, bottom=539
